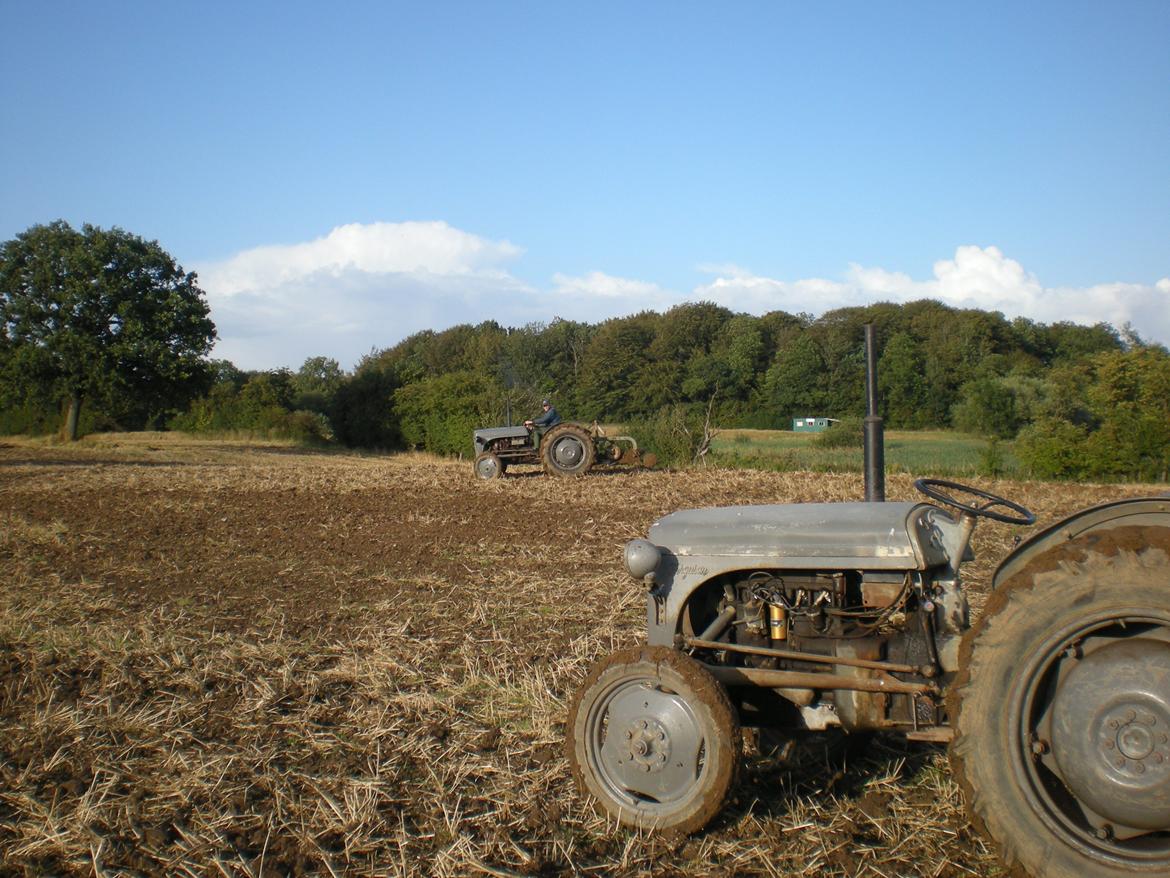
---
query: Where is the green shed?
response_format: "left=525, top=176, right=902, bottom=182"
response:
left=792, top=417, right=837, bottom=433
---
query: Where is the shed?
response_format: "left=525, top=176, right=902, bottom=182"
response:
left=792, top=417, right=837, bottom=433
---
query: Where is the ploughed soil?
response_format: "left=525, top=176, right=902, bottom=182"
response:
left=0, top=434, right=1161, bottom=877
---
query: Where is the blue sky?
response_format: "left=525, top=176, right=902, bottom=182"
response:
left=3, top=1, right=1168, bottom=369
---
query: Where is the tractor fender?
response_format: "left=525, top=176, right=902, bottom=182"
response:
left=992, top=494, right=1170, bottom=589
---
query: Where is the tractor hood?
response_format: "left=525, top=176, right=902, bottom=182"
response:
left=473, top=426, right=530, bottom=454
left=647, top=501, right=955, bottom=571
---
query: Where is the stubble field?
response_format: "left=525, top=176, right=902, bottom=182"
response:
left=1, top=434, right=1163, bottom=877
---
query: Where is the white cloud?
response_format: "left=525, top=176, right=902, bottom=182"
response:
left=695, top=245, right=1170, bottom=345
left=197, top=224, right=1170, bottom=370
left=551, top=271, right=675, bottom=304
left=200, top=221, right=523, bottom=297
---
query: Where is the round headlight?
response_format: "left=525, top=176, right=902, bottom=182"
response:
left=624, top=538, right=661, bottom=580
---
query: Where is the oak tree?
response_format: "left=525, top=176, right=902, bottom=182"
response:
left=0, top=221, right=216, bottom=438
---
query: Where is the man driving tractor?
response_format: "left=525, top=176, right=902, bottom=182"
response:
left=524, top=399, right=561, bottom=446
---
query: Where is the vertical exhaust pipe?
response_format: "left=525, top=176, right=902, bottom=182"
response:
left=863, top=324, right=885, bottom=502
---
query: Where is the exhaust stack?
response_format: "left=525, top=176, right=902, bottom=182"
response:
left=863, top=324, right=886, bottom=502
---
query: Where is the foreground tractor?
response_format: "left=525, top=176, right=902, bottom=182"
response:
left=567, top=485, right=1170, bottom=876
left=565, top=328, right=1170, bottom=877
left=472, top=422, right=655, bottom=479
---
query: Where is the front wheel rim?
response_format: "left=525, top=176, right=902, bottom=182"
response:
left=585, top=676, right=708, bottom=816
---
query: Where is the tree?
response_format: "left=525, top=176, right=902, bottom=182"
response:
left=293, top=356, right=345, bottom=413
left=878, top=331, right=930, bottom=428
left=329, top=356, right=402, bottom=448
left=951, top=376, right=1020, bottom=438
left=577, top=313, right=658, bottom=421
left=0, top=221, right=216, bottom=439
left=1016, top=346, right=1170, bottom=481
left=763, top=332, right=827, bottom=425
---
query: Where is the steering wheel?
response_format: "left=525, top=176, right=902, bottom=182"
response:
left=913, top=478, right=1036, bottom=526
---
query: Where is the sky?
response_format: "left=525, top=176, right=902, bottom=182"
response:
left=2, top=1, right=1168, bottom=370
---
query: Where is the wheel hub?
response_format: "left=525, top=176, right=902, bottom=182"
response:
left=623, top=718, right=671, bottom=772
left=554, top=439, right=582, bottom=466
left=1117, top=718, right=1157, bottom=761
left=1050, top=638, right=1170, bottom=831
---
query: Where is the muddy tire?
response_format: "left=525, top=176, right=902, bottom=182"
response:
left=949, top=527, right=1170, bottom=878
left=541, top=424, right=594, bottom=477
left=566, top=645, right=741, bottom=834
left=473, top=451, right=504, bottom=480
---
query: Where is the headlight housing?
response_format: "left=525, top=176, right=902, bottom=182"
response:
left=624, top=538, right=661, bottom=580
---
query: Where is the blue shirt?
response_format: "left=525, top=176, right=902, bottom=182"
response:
left=533, top=405, right=561, bottom=427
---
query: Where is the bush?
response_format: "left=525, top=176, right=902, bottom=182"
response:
left=393, top=371, right=500, bottom=456
left=330, top=366, right=401, bottom=449
left=951, top=377, right=1020, bottom=438
left=979, top=438, right=1006, bottom=478
left=626, top=404, right=717, bottom=468
left=170, top=370, right=336, bottom=444
left=811, top=417, right=863, bottom=449
left=1015, top=419, right=1090, bottom=480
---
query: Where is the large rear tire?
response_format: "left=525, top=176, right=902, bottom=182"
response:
left=949, top=527, right=1170, bottom=877
left=566, top=646, right=741, bottom=833
left=541, top=424, right=595, bottom=477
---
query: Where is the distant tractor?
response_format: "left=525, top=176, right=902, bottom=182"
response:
left=472, top=422, right=655, bottom=479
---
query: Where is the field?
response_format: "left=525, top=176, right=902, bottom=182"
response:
left=709, top=429, right=1019, bottom=478
left=1, top=435, right=1164, bottom=877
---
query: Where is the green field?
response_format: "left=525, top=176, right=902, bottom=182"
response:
left=709, top=428, right=1018, bottom=478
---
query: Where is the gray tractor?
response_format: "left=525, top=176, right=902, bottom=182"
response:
left=473, top=422, right=654, bottom=479
left=566, top=330, right=1170, bottom=877
left=567, top=486, right=1170, bottom=877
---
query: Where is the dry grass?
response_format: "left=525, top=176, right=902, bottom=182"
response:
left=1, top=433, right=1163, bottom=876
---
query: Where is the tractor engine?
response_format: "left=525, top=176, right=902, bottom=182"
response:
left=684, top=568, right=944, bottom=733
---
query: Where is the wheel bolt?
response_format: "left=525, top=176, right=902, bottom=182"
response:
left=1095, top=825, right=1114, bottom=841
left=1116, top=758, right=1127, bottom=769
left=1109, top=719, right=1120, bottom=730
left=1125, top=709, right=1137, bottom=723
left=1135, top=763, right=1147, bottom=775
left=1031, top=739, right=1049, bottom=755
left=1103, top=740, right=1116, bottom=751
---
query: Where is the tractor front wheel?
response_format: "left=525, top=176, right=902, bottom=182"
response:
left=566, top=646, right=741, bottom=833
left=949, top=528, right=1170, bottom=878
left=473, top=451, right=504, bottom=480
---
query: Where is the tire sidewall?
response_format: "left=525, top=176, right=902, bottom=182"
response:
left=952, top=542, right=1170, bottom=878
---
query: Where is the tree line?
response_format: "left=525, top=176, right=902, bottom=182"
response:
left=3, top=221, right=1168, bottom=481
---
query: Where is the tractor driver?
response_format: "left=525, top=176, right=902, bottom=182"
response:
left=525, top=398, right=561, bottom=445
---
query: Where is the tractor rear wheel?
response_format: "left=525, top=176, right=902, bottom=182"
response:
left=949, top=527, right=1170, bottom=878
left=566, top=646, right=741, bottom=833
left=541, top=424, right=594, bottom=477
